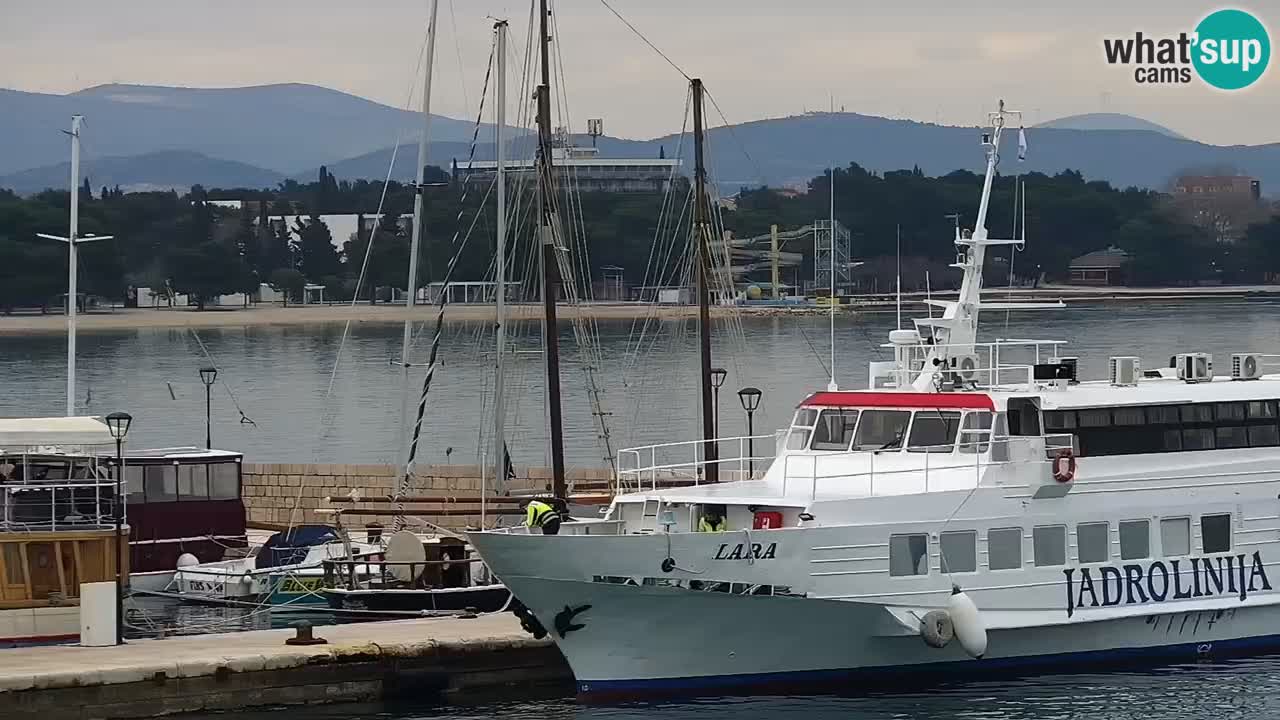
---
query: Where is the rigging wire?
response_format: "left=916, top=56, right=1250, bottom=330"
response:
left=596, top=0, right=691, bottom=81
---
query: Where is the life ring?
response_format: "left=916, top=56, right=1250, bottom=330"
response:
left=1052, top=449, right=1076, bottom=483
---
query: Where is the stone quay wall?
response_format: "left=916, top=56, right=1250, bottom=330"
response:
left=241, top=463, right=614, bottom=530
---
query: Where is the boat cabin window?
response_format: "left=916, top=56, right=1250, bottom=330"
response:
left=940, top=530, right=976, bottom=573
left=1201, top=514, right=1232, bottom=554
left=1045, top=399, right=1280, bottom=457
left=1076, top=522, right=1109, bottom=563
left=959, top=411, right=992, bottom=454
left=124, top=465, right=145, bottom=503
left=888, top=534, right=929, bottom=576
left=853, top=410, right=911, bottom=451
left=787, top=409, right=819, bottom=450
left=144, top=465, right=177, bottom=502
left=987, top=527, right=1022, bottom=570
left=1033, top=525, right=1066, bottom=567
left=811, top=410, right=858, bottom=451
left=209, top=463, right=240, bottom=500
left=1160, top=517, right=1191, bottom=557
left=134, top=462, right=239, bottom=503
left=1119, top=520, right=1150, bottom=560
left=178, top=464, right=208, bottom=500
left=907, top=412, right=960, bottom=453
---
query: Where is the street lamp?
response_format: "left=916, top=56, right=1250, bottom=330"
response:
left=737, top=387, right=763, bottom=476
left=710, top=367, right=727, bottom=439
left=105, top=411, right=132, bottom=646
left=199, top=366, right=217, bottom=449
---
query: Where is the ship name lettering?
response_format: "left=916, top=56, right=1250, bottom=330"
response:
left=1063, top=551, right=1271, bottom=617
left=713, top=542, right=777, bottom=561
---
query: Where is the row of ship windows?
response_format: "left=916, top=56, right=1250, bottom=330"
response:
left=789, top=408, right=992, bottom=454
left=889, top=514, right=1230, bottom=576
left=1044, top=401, right=1280, bottom=456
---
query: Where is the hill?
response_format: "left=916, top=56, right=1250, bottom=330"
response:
left=1036, top=112, right=1188, bottom=140
left=0, top=150, right=284, bottom=195
left=0, top=83, right=495, bottom=176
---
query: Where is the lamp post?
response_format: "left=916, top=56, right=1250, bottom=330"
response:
left=199, top=366, right=217, bottom=449
left=737, top=387, right=762, bottom=477
left=710, top=367, right=727, bottom=438
left=105, top=411, right=132, bottom=646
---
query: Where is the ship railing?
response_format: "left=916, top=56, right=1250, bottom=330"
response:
left=881, top=338, right=1069, bottom=391
left=322, top=556, right=485, bottom=591
left=781, top=432, right=1077, bottom=500
left=616, top=433, right=782, bottom=493
left=0, top=478, right=120, bottom=531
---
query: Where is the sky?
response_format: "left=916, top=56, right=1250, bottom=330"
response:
left=1, top=0, right=1277, bottom=145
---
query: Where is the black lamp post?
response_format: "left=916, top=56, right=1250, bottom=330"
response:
left=710, top=367, right=727, bottom=439
left=105, top=411, right=132, bottom=646
left=737, top=387, right=763, bottom=476
left=199, top=366, right=217, bottom=449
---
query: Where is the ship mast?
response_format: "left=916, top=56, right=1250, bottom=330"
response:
left=491, top=18, right=509, bottom=512
left=536, top=0, right=568, bottom=498
left=690, top=79, right=718, bottom=483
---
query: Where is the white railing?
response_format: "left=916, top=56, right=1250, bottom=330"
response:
left=880, top=338, right=1070, bottom=390
left=617, top=432, right=782, bottom=493
left=1, top=479, right=120, bottom=532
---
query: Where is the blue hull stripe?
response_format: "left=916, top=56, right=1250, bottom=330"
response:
left=578, top=632, right=1280, bottom=699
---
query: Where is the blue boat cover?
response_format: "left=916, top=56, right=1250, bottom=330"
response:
left=255, top=525, right=341, bottom=569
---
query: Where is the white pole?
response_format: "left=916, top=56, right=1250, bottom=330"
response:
left=896, top=224, right=902, bottom=330
left=400, top=0, right=439, bottom=456
left=491, top=19, right=508, bottom=513
left=827, top=165, right=837, bottom=391
left=66, top=115, right=83, bottom=417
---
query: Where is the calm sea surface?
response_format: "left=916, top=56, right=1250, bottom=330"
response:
left=3, top=300, right=1280, bottom=468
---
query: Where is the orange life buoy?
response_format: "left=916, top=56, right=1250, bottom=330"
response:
left=1052, top=449, right=1076, bottom=483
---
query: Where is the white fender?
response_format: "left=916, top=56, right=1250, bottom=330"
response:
left=947, top=586, right=987, bottom=659
left=176, top=553, right=199, bottom=570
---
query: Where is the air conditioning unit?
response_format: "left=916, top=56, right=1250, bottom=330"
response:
left=950, top=353, right=981, bottom=382
left=1173, top=352, right=1213, bottom=384
left=1232, top=353, right=1264, bottom=381
left=1109, top=356, right=1140, bottom=387
left=1050, top=356, right=1079, bottom=384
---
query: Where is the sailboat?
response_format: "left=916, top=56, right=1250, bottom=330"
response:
left=469, top=100, right=1280, bottom=698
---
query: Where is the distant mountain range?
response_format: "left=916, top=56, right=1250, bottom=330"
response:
left=2, top=83, right=1277, bottom=196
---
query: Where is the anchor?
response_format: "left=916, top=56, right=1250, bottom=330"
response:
left=554, top=604, right=592, bottom=638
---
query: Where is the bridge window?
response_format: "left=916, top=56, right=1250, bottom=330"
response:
left=1160, top=517, right=1191, bottom=557
left=940, top=530, right=976, bottom=573
left=1201, top=514, right=1232, bottom=554
left=907, top=412, right=960, bottom=453
left=1033, top=525, right=1066, bottom=567
left=810, top=410, right=858, bottom=451
left=786, top=408, right=819, bottom=450
left=852, top=410, right=910, bottom=451
left=1119, top=520, right=1150, bottom=560
left=958, top=411, right=992, bottom=454
left=889, top=534, right=929, bottom=576
left=1076, top=522, right=1109, bottom=563
left=987, top=527, right=1022, bottom=570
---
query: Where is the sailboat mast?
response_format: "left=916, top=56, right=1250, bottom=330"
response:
left=399, top=0, right=438, bottom=469
left=536, top=0, right=567, bottom=498
left=827, top=163, right=837, bottom=391
left=690, top=78, right=718, bottom=484
left=492, top=19, right=509, bottom=505
left=66, top=115, right=83, bottom=417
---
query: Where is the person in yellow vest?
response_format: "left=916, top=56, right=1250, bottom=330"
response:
left=697, top=504, right=726, bottom=532
left=524, top=499, right=562, bottom=535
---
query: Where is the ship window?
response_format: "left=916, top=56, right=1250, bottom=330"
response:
left=144, top=465, right=177, bottom=502
left=939, top=530, right=976, bottom=573
left=1201, top=514, right=1232, bottom=554
left=1112, top=407, right=1145, bottom=426
left=1077, top=409, right=1111, bottom=428
left=1248, top=424, right=1280, bottom=447
left=1043, top=410, right=1076, bottom=430
left=1181, top=404, right=1214, bottom=423
left=907, top=412, right=961, bottom=453
left=1120, top=520, right=1150, bottom=560
left=124, top=466, right=145, bottom=503
left=1162, top=430, right=1183, bottom=451
left=785, top=430, right=812, bottom=451
left=811, top=410, right=858, bottom=451
left=1248, top=400, right=1278, bottom=419
left=987, top=527, right=1023, bottom=570
left=1076, top=522, right=1109, bottom=563
left=1146, top=406, right=1180, bottom=424
left=1181, top=428, right=1214, bottom=450
left=793, top=409, right=819, bottom=428
left=1215, top=425, right=1248, bottom=449
left=1215, top=403, right=1246, bottom=422
left=888, top=534, right=929, bottom=576
left=1160, top=517, right=1191, bottom=556
left=209, top=463, right=240, bottom=500
left=1033, top=525, right=1066, bottom=567
left=852, top=411, right=911, bottom=451
left=958, top=411, right=992, bottom=454
left=177, top=464, right=209, bottom=500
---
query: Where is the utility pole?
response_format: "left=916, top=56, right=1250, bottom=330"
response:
left=536, top=0, right=568, bottom=498
left=691, top=79, right=718, bottom=483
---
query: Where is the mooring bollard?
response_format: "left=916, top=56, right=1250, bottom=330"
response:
left=285, top=620, right=328, bottom=646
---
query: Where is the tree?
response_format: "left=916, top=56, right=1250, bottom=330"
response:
left=293, top=215, right=340, bottom=280
left=169, top=241, right=240, bottom=309
left=269, top=267, right=306, bottom=307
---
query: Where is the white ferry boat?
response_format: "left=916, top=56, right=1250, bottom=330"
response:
left=468, top=101, right=1280, bottom=698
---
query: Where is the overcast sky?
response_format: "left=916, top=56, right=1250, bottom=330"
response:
left=2, top=0, right=1276, bottom=145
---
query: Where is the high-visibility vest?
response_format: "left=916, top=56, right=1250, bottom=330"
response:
left=526, top=500, right=559, bottom=528
left=698, top=516, right=725, bottom=532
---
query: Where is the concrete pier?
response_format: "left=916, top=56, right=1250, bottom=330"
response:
left=0, top=614, right=568, bottom=719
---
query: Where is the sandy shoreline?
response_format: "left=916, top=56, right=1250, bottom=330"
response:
left=2, top=286, right=1278, bottom=334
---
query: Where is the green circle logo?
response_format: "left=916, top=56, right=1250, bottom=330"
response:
left=1192, top=9, right=1270, bottom=90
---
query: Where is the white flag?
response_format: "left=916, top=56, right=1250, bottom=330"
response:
left=1017, top=127, right=1028, bottom=161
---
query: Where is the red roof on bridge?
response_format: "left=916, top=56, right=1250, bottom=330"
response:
left=800, top=391, right=995, bottom=410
